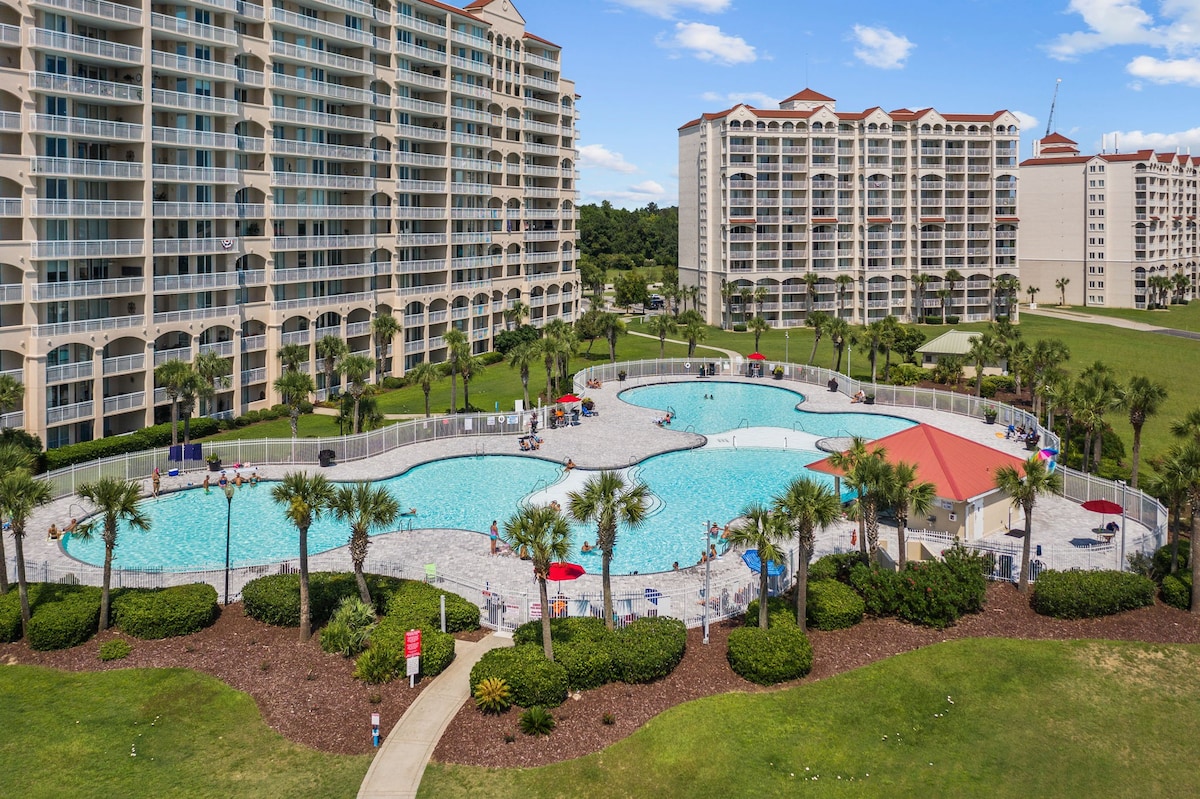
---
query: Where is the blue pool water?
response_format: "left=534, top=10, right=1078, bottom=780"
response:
left=619, top=381, right=913, bottom=439
left=64, top=382, right=916, bottom=573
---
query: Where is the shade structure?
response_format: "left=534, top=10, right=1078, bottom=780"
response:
left=547, top=562, right=585, bottom=582
left=555, top=394, right=581, bottom=403
left=741, top=550, right=784, bottom=576
left=1081, top=499, right=1123, bottom=515
left=747, top=352, right=767, bottom=361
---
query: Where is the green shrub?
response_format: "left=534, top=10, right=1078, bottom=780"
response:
left=478, top=351, right=505, bottom=366
left=613, top=617, right=687, bottom=684
left=320, top=597, right=377, bottom=657
left=473, top=677, right=512, bottom=714
left=369, top=614, right=456, bottom=679
left=44, top=419, right=220, bottom=471
left=732, top=323, right=747, bottom=332
left=519, top=706, right=556, bottom=736
left=849, top=543, right=987, bottom=629
left=353, top=643, right=401, bottom=685
left=99, top=639, right=132, bottom=661
left=512, top=616, right=609, bottom=648
left=1161, top=572, right=1192, bottom=610
left=807, top=580, right=865, bottom=630
left=111, top=584, right=218, bottom=639
left=1152, top=540, right=1190, bottom=581
left=511, top=616, right=684, bottom=690
left=889, top=363, right=930, bottom=387
left=945, top=315, right=960, bottom=325
left=809, top=552, right=867, bottom=583
left=381, top=376, right=405, bottom=390
left=1031, top=570, right=1156, bottom=619
left=726, top=624, right=813, bottom=685
left=554, top=639, right=616, bottom=690
left=850, top=563, right=902, bottom=616
left=242, top=572, right=404, bottom=628
left=469, top=645, right=569, bottom=708
left=28, top=591, right=102, bottom=651
left=384, top=581, right=480, bottom=632
left=0, top=583, right=100, bottom=642
left=980, top=375, right=1016, bottom=398
left=743, top=595, right=795, bottom=628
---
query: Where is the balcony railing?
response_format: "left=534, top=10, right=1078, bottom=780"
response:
left=45, top=361, right=94, bottom=384
left=33, top=278, right=144, bottom=300
left=273, top=262, right=382, bottom=283
left=272, top=291, right=374, bottom=311
left=152, top=164, right=240, bottom=184
left=102, top=354, right=145, bottom=375
left=152, top=305, right=240, bottom=325
left=269, top=40, right=374, bottom=75
left=31, top=199, right=144, bottom=218
left=152, top=237, right=241, bottom=256
left=103, top=391, right=145, bottom=414
left=31, top=239, right=144, bottom=259
left=240, top=367, right=267, bottom=384
left=30, top=28, right=142, bottom=63
left=241, top=335, right=266, bottom=352
left=153, top=346, right=190, bottom=366
left=47, top=401, right=95, bottom=425
left=151, top=88, right=240, bottom=115
left=31, top=157, right=143, bottom=180
left=152, top=126, right=264, bottom=151
left=150, top=11, right=237, bottom=44
left=30, top=114, right=143, bottom=141
left=153, top=270, right=264, bottom=291
left=280, top=330, right=311, bottom=345
left=198, top=340, right=234, bottom=356
left=272, top=234, right=380, bottom=250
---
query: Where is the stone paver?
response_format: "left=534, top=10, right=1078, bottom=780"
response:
left=356, top=633, right=511, bottom=799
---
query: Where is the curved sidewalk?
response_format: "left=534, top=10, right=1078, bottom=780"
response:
left=1023, top=305, right=1200, bottom=340
left=357, top=633, right=512, bottom=799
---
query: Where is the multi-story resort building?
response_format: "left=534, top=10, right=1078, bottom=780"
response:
left=0, top=0, right=579, bottom=447
left=1019, top=133, right=1198, bottom=309
left=678, top=89, right=1021, bottom=329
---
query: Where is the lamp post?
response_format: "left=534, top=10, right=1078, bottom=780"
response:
left=784, top=331, right=789, bottom=365
left=702, top=520, right=711, bottom=645
left=223, top=482, right=235, bottom=605
left=1119, top=480, right=1129, bottom=572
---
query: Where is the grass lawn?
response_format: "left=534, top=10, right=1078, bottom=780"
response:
left=0, top=666, right=369, bottom=799
left=200, top=413, right=365, bottom=442
left=1053, top=300, right=1200, bottom=333
left=420, top=637, right=1200, bottom=799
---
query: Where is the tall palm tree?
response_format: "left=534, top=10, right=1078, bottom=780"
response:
left=773, top=477, right=842, bottom=630
left=1073, top=363, right=1121, bottom=472
left=340, top=353, right=374, bottom=434
left=1026, top=285, right=1040, bottom=306
left=277, top=342, right=308, bottom=373
left=1055, top=276, right=1070, bottom=306
left=506, top=343, right=536, bottom=410
left=1167, top=442, right=1200, bottom=611
left=273, top=369, right=315, bottom=438
left=738, top=287, right=753, bottom=324
left=879, top=315, right=902, bottom=382
left=827, top=437, right=875, bottom=557
left=332, top=482, right=400, bottom=605
left=911, top=273, right=933, bottom=322
left=443, top=327, right=468, bottom=413
left=0, top=469, right=51, bottom=637
left=966, top=331, right=999, bottom=397
left=834, top=274, right=854, bottom=320
left=154, top=358, right=192, bottom=447
left=801, top=271, right=821, bottom=315
left=805, top=310, right=830, bottom=365
left=597, top=312, right=626, bottom=363
left=753, top=285, right=769, bottom=317
left=882, top=461, right=936, bottom=569
left=459, top=350, right=483, bottom=412
left=534, top=334, right=558, bottom=400
left=1147, top=449, right=1190, bottom=574
left=720, top=280, right=736, bottom=330
left=0, top=442, right=35, bottom=593
left=995, top=275, right=1021, bottom=318
left=316, top=335, right=349, bottom=399
left=678, top=310, right=707, bottom=357
left=567, top=471, right=650, bottom=630
left=178, top=368, right=211, bottom=446
left=1118, top=376, right=1168, bottom=488
left=504, top=300, right=530, bottom=331
left=857, top=320, right=886, bottom=383
left=193, top=350, right=232, bottom=418
left=747, top=315, right=770, bottom=353
left=371, top=313, right=401, bottom=383
left=944, top=269, right=964, bottom=318
left=1029, top=338, right=1071, bottom=419
left=826, top=317, right=851, bottom=373
left=271, top=471, right=335, bottom=641
left=935, top=288, right=952, bottom=323
left=994, top=455, right=1063, bottom=593
left=407, top=360, right=442, bottom=418
left=75, top=477, right=149, bottom=632
left=0, top=374, right=23, bottom=428
left=502, top=503, right=571, bottom=660
left=724, top=503, right=789, bottom=629
left=646, top=314, right=676, bottom=358
left=1170, top=408, right=1200, bottom=443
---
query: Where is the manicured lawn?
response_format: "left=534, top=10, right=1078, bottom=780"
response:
left=1056, top=301, right=1200, bottom=333
left=420, top=637, right=1200, bottom=798
left=0, top=666, right=369, bottom=799
left=200, top=413, right=364, bottom=442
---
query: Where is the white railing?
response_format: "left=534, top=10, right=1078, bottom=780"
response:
left=152, top=306, right=240, bottom=325
left=33, top=278, right=143, bottom=300
left=45, top=361, right=94, bottom=383
left=30, top=199, right=143, bottom=218
left=151, top=88, right=240, bottom=116
left=153, top=346, right=191, bottom=366
left=29, top=114, right=143, bottom=141
left=31, top=157, right=142, bottom=180
left=31, top=239, right=144, bottom=259
left=269, top=40, right=373, bottom=75
left=152, top=238, right=241, bottom=256
left=30, top=27, right=142, bottom=62
left=46, top=400, right=94, bottom=425
left=240, top=367, right=266, bottom=384
left=103, top=354, right=145, bottom=375
left=150, top=11, right=237, bottom=44
left=103, top=391, right=145, bottom=414
left=241, top=335, right=266, bottom=352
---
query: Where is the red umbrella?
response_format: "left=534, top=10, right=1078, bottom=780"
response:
left=1081, top=499, right=1123, bottom=515
left=547, top=562, right=585, bottom=581
left=556, top=394, right=581, bottom=403
left=747, top=352, right=766, bottom=361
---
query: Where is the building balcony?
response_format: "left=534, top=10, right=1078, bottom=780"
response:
left=30, top=199, right=144, bottom=218
left=395, top=207, right=447, bottom=220
left=103, top=391, right=145, bottom=415
left=152, top=237, right=241, bottom=256
left=269, top=40, right=374, bottom=76
left=241, top=367, right=267, bottom=384
left=33, top=278, right=144, bottom=300
left=152, top=164, right=240, bottom=184
left=152, top=127, right=264, bottom=152
left=396, top=123, right=447, bottom=142
left=270, top=7, right=388, bottom=50
left=395, top=40, right=450, bottom=66
left=451, top=55, right=490, bottom=76
left=30, top=114, right=143, bottom=141
left=150, top=50, right=242, bottom=82
left=151, top=88, right=240, bottom=115
left=31, top=157, right=143, bottom=180
left=152, top=305, right=240, bottom=325
left=274, top=262, right=381, bottom=283
left=280, top=330, right=310, bottom=345
left=396, top=233, right=448, bottom=247
left=102, top=353, right=145, bottom=375
left=395, top=259, right=446, bottom=274
left=240, top=334, right=266, bottom=351
left=45, top=361, right=94, bottom=384
left=47, top=400, right=95, bottom=425
left=272, top=234, right=379, bottom=251
left=153, top=270, right=264, bottom=291
left=149, top=11, right=236, bottom=45
left=153, top=202, right=257, bottom=219
left=31, top=239, right=144, bottom=259
left=272, top=72, right=381, bottom=106
left=198, top=339, right=234, bottom=356
left=32, top=0, right=143, bottom=25
left=396, top=69, right=447, bottom=91
left=30, top=28, right=142, bottom=64
left=34, top=315, right=145, bottom=338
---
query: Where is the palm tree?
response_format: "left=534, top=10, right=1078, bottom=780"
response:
left=0, top=374, right=23, bottom=428
left=1073, top=362, right=1121, bottom=472
left=995, top=275, right=1021, bottom=318
left=504, top=300, right=530, bottom=331
left=177, top=368, right=209, bottom=446
left=598, top=312, right=626, bottom=363
left=502, top=503, right=571, bottom=660
left=534, top=334, right=558, bottom=400
left=407, top=360, right=442, bottom=418
left=1055, top=277, right=1070, bottom=306
left=193, top=350, right=232, bottom=418
left=753, top=285, right=769, bottom=316
left=720, top=280, right=736, bottom=330
left=567, top=471, right=650, bottom=631
left=1147, top=449, right=1190, bottom=574
left=911, top=273, right=933, bottom=322
left=277, top=342, right=308, bottom=373
left=154, top=359, right=192, bottom=447
left=646, top=313, right=676, bottom=358
left=966, top=331, right=999, bottom=397
left=773, top=477, right=842, bottom=630
left=271, top=472, right=335, bottom=641
left=443, top=327, right=468, bottom=413
left=75, top=477, right=149, bottom=632
left=724, top=503, right=789, bottom=629
left=332, top=482, right=400, bottom=605
left=459, top=350, right=483, bottom=412
left=371, top=313, right=401, bottom=383
left=943, top=269, right=963, bottom=316
left=316, top=335, right=349, bottom=399
left=828, top=437, right=872, bottom=557
left=882, top=461, right=936, bottom=569
left=935, top=288, right=952, bottom=323
left=1118, top=376, right=1168, bottom=488
left=678, top=310, right=707, bottom=357
left=805, top=310, right=830, bottom=365
left=747, top=315, right=770, bottom=353
left=879, top=315, right=901, bottom=382
left=834, top=274, right=854, bottom=320
left=1170, top=408, right=1200, bottom=443
left=801, top=271, right=821, bottom=315
left=738, top=287, right=753, bottom=324
left=0, top=469, right=51, bottom=637
left=273, top=369, right=315, bottom=438
left=858, top=320, right=886, bottom=383
left=826, top=317, right=851, bottom=373
left=1026, top=285, right=1040, bottom=306
left=1171, top=442, right=1200, bottom=611
left=994, top=455, right=1063, bottom=593
left=340, top=353, right=374, bottom=434
left=0, top=442, right=35, bottom=593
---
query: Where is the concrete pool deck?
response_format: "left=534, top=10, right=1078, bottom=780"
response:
left=14, top=372, right=1149, bottom=599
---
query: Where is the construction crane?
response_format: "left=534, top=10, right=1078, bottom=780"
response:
left=1045, top=78, right=1062, bottom=138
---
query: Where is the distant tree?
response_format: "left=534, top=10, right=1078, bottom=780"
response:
left=316, top=335, right=348, bottom=399
left=341, top=354, right=374, bottom=434
left=805, top=311, right=830, bottom=365
left=614, top=270, right=649, bottom=311
left=271, top=472, right=335, bottom=641
left=1118, top=375, right=1168, bottom=488
left=724, top=504, right=789, bottom=629
left=508, top=342, right=537, bottom=410
left=502, top=504, right=572, bottom=661
left=405, top=361, right=441, bottom=418
left=154, top=359, right=192, bottom=447
left=994, top=456, right=1062, bottom=594
left=443, top=328, right=468, bottom=413
left=646, top=314, right=677, bottom=358
left=273, top=369, right=315, bottom=438
left=277, top=342, right=308, bottom=373
left=747, top=315, right=770, bottom=353
left=371, top=313, right=400, bottom=383
left=678, top=310, right=707, bottom=357
left=332, top=482, right=400, bottom=605
left=1055, top=277, right=1070, bottom=307
left=773, top=477, right=842, bottom=630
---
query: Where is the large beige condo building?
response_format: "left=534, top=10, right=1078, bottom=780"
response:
left=678, top=89, right=1021, bottom=329
left=1019, top=133, right=1198, bottom=309
left=0, top=0, right=579, bottom=447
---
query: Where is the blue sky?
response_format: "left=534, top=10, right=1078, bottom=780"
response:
left=507, top=0, right=1200, bottom=208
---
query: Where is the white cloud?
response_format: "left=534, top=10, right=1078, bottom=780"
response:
left=1012, top=110, right=1040, bottom=133
left=578, top=143, right=639, bottom=174
left=700, top=90, right=782, bottom=108
left=657, top=22, right=758, bottom=65
left=850, top=24, right=915, bottom=69
left=586, top=180, right=671, bottom=206
left=1103, top=126, right=1200, bottom=153
left=1127, top=54, right=1200, bottom=85
left=608, top=0, right=731, bottom=18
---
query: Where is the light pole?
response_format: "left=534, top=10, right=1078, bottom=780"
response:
left=784, top=331, right=789, bottom=365
left=1119, top=480, right=1129, bottom=571
left=223, top=482, right=235, bottom=605
left=702, top=520, right=711, bottom=645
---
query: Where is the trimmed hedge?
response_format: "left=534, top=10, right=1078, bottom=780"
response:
left=366, top=617, right=456, bottom=679
left=510, top=616, right=686, bottom=689
left=1153, top=540, right=1190, bottom=581
left=1031, top=569, right=1156, bottom=619
left=613, top=617, right=687, bottom=684
left=809, top=552, right=867, bottom=584
left=513, top=616, right=609, bottom=648
left=241, top=572, right=406, bottom=627
left=0, top=583, right=102, bottom=645
left=28, top=590, right=101, bottom=651
left=743, top=595, right=795, bottom=629
left=385, top=581, right=480, bottom=632
left=849, top=544, right=987, bottom=629
left=470, top=645, right=569, bottom=708
left=45, top=419, right=220, bottom=471
left=726, top=624, right=813, bottom=685
left=1161, top=572, right=1192, bottom=611
left=807, top=580, right=865, bottom=630
left=554, top=640, right=617, bottom=691
left=111, top=584, right=218, bottom=639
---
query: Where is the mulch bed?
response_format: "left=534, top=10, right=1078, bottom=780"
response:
left=4, top=584, right=1200, bottom=764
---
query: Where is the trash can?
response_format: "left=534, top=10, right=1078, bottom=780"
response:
left=318, top=449, right=335, bottom=468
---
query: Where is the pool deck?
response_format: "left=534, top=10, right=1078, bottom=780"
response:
left=17, top=373, right=1146, bottom=598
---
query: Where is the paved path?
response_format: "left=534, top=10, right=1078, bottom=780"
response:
left=626, top=328, right=743, bottom=362
left=1023, top=305, right=1200, bottom=340
left=357, top=633, right=512, bottom=799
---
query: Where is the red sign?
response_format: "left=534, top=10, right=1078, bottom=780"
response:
left=404, top=629, right=422, bottom=658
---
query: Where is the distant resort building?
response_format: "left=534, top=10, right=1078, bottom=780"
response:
left=678, top=89, right=1022, bottom=329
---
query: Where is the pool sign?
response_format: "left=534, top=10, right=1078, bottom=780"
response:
left=405, top=629, right=421, bottom=686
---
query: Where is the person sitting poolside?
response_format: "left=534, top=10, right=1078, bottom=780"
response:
left=565, top=458, right=576, bottom=471
left=1105, top=520, right=1120, bottom=534
left=851, top=389, right=867, bottom=404
left=47, top=524, right=59, bottom=541
left=63, top=518, right=78, bottom=534
left=1006, top=423, right=1016, bottom=439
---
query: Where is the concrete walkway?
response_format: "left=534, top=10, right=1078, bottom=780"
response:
left=357, top=632, right=513, bottom=799
left=1023, top=305, right=1200, bottom=340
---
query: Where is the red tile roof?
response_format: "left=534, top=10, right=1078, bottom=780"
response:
left=1040, top=132, right=1077, bottom=145
left=783, top=88, right=835, bottom=103
left=1019, top=156, right=1090, bottom=166
left=423, top=0, right=480, bottom=19
left=806, top=423, right=1026, bottom=502
left=523, top=31, right=560, bottom=48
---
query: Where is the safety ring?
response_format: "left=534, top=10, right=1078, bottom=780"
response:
left=685, top=362, right=691, bottom=369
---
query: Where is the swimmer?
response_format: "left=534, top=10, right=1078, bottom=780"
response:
left=581, top=540, right=593, bottom=553
left=202, top=474, right=210, bottom=493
